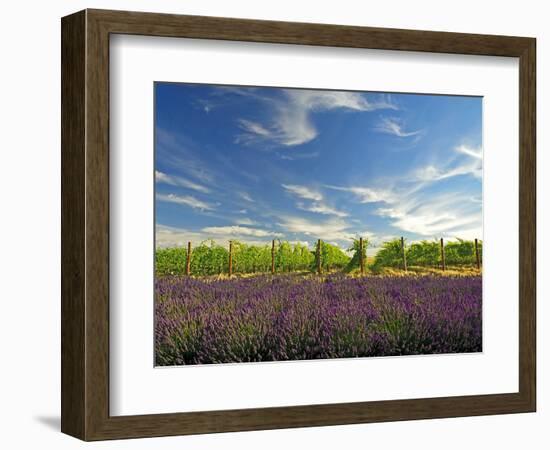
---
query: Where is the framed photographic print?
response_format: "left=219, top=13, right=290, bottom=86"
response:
left=61, top=9, right=536, bottom=440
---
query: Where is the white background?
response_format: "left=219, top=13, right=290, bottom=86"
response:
left=0, top=0, right=547, bottom=448
left=110, top=35, right=518, bottom=415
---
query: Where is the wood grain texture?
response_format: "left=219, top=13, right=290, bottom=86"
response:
left=89, top=8, right=532, bottom=56
left=61, top=9, right=536, bottom=441
left=85, top=9, right=111, bottom=440
left=518, top=38, right=536, bottom=410
left=61, top=10, right=86, bottom=439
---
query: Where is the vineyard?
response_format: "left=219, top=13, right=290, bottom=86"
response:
left=155, top=237, right=483, bottom=365
left=155, top=237, right=482, bottom=277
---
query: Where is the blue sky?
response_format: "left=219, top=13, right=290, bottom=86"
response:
left=155, top=83, right=482, bottom=253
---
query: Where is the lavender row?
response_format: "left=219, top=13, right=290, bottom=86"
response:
left=155, top=275, right=482, bottom=365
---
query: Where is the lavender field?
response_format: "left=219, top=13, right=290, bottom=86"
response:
left=155, top=275, right=482, bottom=366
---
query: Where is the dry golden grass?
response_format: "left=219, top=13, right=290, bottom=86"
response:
left=375, top=265, right=481, bottom=277
left=185, top=266, right=482, bottom=281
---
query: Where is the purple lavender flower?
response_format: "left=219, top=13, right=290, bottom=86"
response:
left=155, top=275, right=482, bottom=365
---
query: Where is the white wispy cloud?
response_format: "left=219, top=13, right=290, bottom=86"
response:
left=236, top=89, right=396, bottom=147
left=156, top=224, right=205, bottom=248
left=283, top=184, right=348, bottom=217
left=197, top=98, right=217, bottom=114
left=238, top=191, right=255, bottom=202
left=282, top=184, right=323, bottom=202
left=374, top=117, right=423, bottom=137
left=325, top=185, right=396, bottom=204
left=355, top=230, right=376, bottom=240
left=277, top=216, right=352, bottom=242
left=156, top=129, right=215, bottom=184
left=338, top=181, right=483, bottom=239
left=470, top=196, right=482, bottom=204
left=278, top=151, right=320, bottom=161
left=324, top=143, right=482, bottom=239
left=238, top=119, right=273, bottom=138
left=456, top=144, right=482, bottom=159
left=297, top=202, right=348, bottom=218
left=413, top=145, right=482, bottom=182
left=414, top=161, right=480, bottom=181
left=375, top=193, right=482, bottom=238
left=156, top=224, right=276, bottom=248
left=202, top=225, right=283, bottom=238
left=234, top=217, right=258, bottom=226
left=156, top=193, right=216, bottom=211
left=155, top=170, right=211, bottom=193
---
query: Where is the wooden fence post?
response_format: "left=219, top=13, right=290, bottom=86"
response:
left=271, top=239, right=275, bottom=274
left=359, top=237, right=364, bottom=275
left=475, top=238, right=481, bottom=269
left=317, top=239, right=322, bottom=275
left=440, top=238, right=446, bottom=271
left=401, top=237, right=407, bottom=272
left=228, top=241, right=233, bottom=277
left=186, top=241, right=191, bottom=276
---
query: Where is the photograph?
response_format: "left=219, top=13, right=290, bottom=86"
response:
left=154, top=83, right=483, bottom=366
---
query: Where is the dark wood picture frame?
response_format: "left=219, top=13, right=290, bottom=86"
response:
left=61, top=9, right=536, bottom=441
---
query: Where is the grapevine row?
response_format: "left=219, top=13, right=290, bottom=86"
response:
left=155, top=237, right=482, bottom=277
